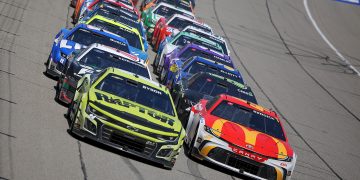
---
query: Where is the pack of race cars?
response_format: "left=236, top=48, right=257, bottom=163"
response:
left=45, top=0, right=297, bottom=179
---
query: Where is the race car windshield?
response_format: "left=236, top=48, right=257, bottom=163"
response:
left=184, top=29, right=228, bottom=55
left=78, top=48, right=150, bottom=78
left=173, top=35, right=223, bottom=54
left=179, top=47, right=232, bottom=67
left=67, top=28, right=130, bottom=52
left=153, top=5, right=192, bottom=19
left=188, top=74, right=256, bottom=103
left=95, top=75, right=175, bottom=116
left=168, top=18, right=211, bottom=33
left=103, top=1, right=137, bottom=15
left=185, top=61, right=241, bottom=82
left=211, top=100, right=286, bottom=141
left=99, top=6, right=139, bottom=21
left=88, top=19, right=143, bottom=50
left=157, top=0, right=193, bottom=12
left=97, top=10, right=144, bottom=37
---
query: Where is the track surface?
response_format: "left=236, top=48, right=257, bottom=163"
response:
left=1, top=0, right=360, bottom=179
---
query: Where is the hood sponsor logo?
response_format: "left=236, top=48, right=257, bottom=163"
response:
left=60, top=40, right=72, bottom=49
left=95, top=92, right=175, bottom=126
left=230, top=145, right=267, bottom=162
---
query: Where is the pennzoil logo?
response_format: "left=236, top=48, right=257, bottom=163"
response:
left=95, top=92, right=175, bottom=126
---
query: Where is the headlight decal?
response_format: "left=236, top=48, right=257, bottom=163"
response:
left=199, top=145, right=216, bottom=156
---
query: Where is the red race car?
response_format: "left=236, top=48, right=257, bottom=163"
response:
left=185, top=94, right=297, bottom=179
left=151, top=14, right=212, bottom=50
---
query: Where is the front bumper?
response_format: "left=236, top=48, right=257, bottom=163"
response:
left=72, top=112, right=183, bottom=168
left=192, top=130, right=291, bottom=180
left=46, top=59, right=62, bottom=77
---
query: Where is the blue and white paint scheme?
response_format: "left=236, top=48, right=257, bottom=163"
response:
left=46, top=23, right=134, bottom=77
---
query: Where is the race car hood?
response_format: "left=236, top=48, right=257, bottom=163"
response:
left=128, top=47, right=148, bottom=62
left=205, top=117, right=293, bottom=160
left=88, top=90, right=182, bottom=134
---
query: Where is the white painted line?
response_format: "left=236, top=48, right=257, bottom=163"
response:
left=304, top=0, right=360, bottom=76
left=341, top=0, right=360, bottom=3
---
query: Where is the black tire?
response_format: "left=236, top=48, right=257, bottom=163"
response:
left=68, top=101, right=79, bottom=132
left=45, top=55, right=51, bottom=74
left=159, top=67, right=167, bottom=83
left=187, top=124, right=199, bottom=156
left=66, top=100, right=75, bottom=119
left=55, top=80, right=61, bottom=101
left=153, top=54, right=160, bottom=70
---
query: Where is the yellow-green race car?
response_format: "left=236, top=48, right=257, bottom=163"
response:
left=67, top=67, right=185, bottom=169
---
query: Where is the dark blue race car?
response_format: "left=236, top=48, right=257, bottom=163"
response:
left=161, top=56, right=244, bottom=90
left=45, top=24, right=133, bottom=77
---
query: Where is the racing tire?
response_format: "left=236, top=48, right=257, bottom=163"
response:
left=45, top=55, right=52, bottom=75
left=55, top=80, right=61, bottom=101
left=153, top=54, right=160, bottom=73
left=159, top=67, right=167, bottom=83
left=68, top=101, right=80, bottom=132
left=187, top=124, right=199, bottom=156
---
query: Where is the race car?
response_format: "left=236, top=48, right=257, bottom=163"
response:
left=56, top=43, right=151, bottom=104
left=83, top=14, right=148, bottom=62
left=151, top=14, right=212, bottom=50
left=141, top=0, right=194, bottom=13
left=185, top=94, right=296, bottom=179
left=45, top=24, right=133, bottom=77
left=141, top=2, right=194, bottom=38
left=153, top=31, right=226, bottom=74
left=73, top=0, right=139, bottom=23
left=171, top=72, right=257, bottom=122
left=78, top=6, right=149, bottom=53
left=71, top=0, right=78, bottom=7
left=79, top=0, right=139, bottom=22
left=183, top=27, right=230, bottom=56
left=159, top=43, right=234, bottom=80
left=160, top=56, right=244, bottom=90
left=67, top=67, right=185, bottom=169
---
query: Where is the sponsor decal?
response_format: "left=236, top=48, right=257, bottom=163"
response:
left=229, top=145, right=267, bottom=162
left=253, top=110, right=276, bottom=121
left=95, top=92, right=175, bottom=126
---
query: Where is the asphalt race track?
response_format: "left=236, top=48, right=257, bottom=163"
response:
left=1, top=0, right=360, bottom=179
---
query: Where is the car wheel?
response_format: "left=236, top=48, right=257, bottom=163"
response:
left=187, top=124, right=199, bottom=156
left=153, top=54, right=160, bottom=71
left=160, top=67, right=167, bottom=83
left=45, top=55, right=52, bottom=74
left=55, top=80, right=61, bottom=101
left=69, top=101, right=79, bottom=132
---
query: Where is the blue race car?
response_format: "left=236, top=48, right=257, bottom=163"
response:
left=161, top=56, right=244, bottom=90
left=45, top=24, right=133, bottom=77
